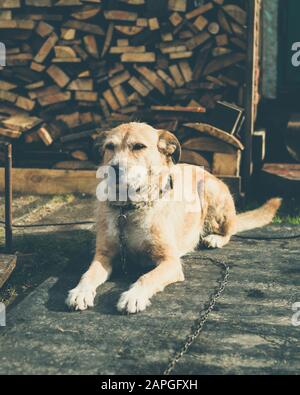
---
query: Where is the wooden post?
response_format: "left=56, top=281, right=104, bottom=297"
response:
left=4, top=144, right=13, bottom=253
left=243, top=0, right=261, bottom=197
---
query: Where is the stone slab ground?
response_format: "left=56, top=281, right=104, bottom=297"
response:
left=0, top=222, right=299, bottom=375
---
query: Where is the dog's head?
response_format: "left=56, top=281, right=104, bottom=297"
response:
left=95, top=122, right=181, bottom=205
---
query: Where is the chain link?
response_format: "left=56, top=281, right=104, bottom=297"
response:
left=163, top=256, right=230, bottom=375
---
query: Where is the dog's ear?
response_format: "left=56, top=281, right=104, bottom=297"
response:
left=92, top=131, right=108, bottom=163
left=158, top=130, right=181, bottom=164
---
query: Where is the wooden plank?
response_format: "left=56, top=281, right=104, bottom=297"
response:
left=0, top=168, right=98, bottom=195
left=0, top=255, right=17, bottom=289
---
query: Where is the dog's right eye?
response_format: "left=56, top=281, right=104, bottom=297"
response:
left=105, top=143, right=115, bottom=151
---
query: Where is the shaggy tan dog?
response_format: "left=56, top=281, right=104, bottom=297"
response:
left=66, top=122, right=281, bottom=314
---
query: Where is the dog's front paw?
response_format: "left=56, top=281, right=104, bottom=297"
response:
left=66, top=284, right=96, bottom=311
left=202, top=235, right=226, bottom=249
left=117, top=283, right=151, bottom=314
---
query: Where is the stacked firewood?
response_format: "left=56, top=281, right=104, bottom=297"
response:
left=0, top=0, right=248, bottom=174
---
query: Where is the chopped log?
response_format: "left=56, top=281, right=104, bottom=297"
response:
left=47, top=64, right=70, bottom=87
left=151, top=105, right=206, bottom=113
left=104, top=10, right=138, bottom=21
left=103, top=89, right=120, bottom=111
left=34, top=32, right=58, bottom=63
left=186, top=32, right=210, bottom=50
left=75, top=91, right=98, bottom=102
left=156, top=69, right=176, bottom=88
left=212, top=151, right=241, bottom=176
left=61, top=28, right=76, bottom=40
left=168, top=0, right=187, bottom=12
left=149, top=18, right=159, bottom=31
left=121, top=53, right=156, bottom=63
left=38, top=91, right=71, bottom=106
left=169, top=64, right=185, bottom=88
left=193, top=15, right=208, bottom=31
left=178, top=61, right=193, bottom=82
left=169, top=12, right=183, bottom=27
left=63, top=20, right=105, bottom=35
left=71, top=150, right=88, bottom=161
left=36, top=21, right=54, bottom=37
left=110, top=46, right=146, bottom=54
left=134, top=65, right=166, bottom=95
left=223, top=4, right=247, bottom=26
left=15, top=96, right=35, bottom=111
left=0, top=128, right=22, bottom=138
left=0, top=0, right=21, bottom=8
left=101, top=22, right=114, bottom=58
left=208, top=22, right=220, bottom=35
left=113, top=85, right=129, bottom=107
left=108, top=71, right=131, bottom=88
left=0, top=81, right=17, bottom=91
left=71, top=6, right=101, bottom=20
left=184, top=123, right=244, bottom=150
left=114, top=25, right=144, bottom=36
left=186, top=2, right=214, bottom=20
left=38, top=125, right=53, bottom=146
left=128, top=76, right=151, bottom=97
left=217, top=9, right=232, bottom=34
left=1, top=114, right=42, bottom=131
left=182, top=136, right=235, bottom=154
left=216, top=34, right=228, bottom=46
left=180, top=150, right=210, bottom=170
left=203, top=53, right=246, bottom=75
left=68, top=78, right=93, bottom=91
left=83, top=35, right=99, bottom=58
left=54, top=46, right=77, bottom=58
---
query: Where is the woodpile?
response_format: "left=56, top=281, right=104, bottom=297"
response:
left=0, top=0, right=249, bottom=176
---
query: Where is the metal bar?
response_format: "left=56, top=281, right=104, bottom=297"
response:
left=4, top=143, right=13, bottom=253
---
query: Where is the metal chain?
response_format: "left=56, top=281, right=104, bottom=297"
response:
left=163, top=256, right=230, bottom=376
left=118, top=209, right=128, bottom=275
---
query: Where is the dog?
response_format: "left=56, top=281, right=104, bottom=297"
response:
left=66, top=122, right=282, bottom=314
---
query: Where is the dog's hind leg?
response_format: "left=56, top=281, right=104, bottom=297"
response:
left=202, top=209, right=237, bottom=250
left=117, top=256, right=184, bottom=314
left=66, top=254, right=112, bottom=311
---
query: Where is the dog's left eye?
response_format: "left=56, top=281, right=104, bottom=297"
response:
left=132, top=144, right=147, bottom=151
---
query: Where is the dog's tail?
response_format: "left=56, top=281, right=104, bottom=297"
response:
left=235, top=198, right=282, bottom=234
